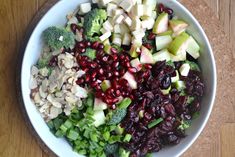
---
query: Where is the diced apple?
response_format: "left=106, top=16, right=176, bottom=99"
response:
left=143, top=5, right=152, bottom=17
left=132, top=29, right=145, bottom=39
left=100, top=0, right=112, bottom=6
left=179, top=63, right=190, bottom=76
left=103, top=39, right=110, bottom=45
left=169, top=19, right=188, bottom=33
left=168, top=32, right=190, bottom=55
left=174, top=80, right=186, bottom=91
left=158, top=30, right=173, bottom=36
left=104, top=44, right=112, bottom=54
left=107, top=3, right=118, bottom=16
left=132, top=37, right=142, bottom=47
left=129, top=45, right=139, bottom=58
left=130, top=58, right=142, bottom=71
left=136, top=0, right=142, bottom=4
left=111, top=0, right=123, bottom=5
left=92, top=110, right=106, bottom=127
left=130, top=17, right=142, bottom=30
left=140, top=46, right=155, bottom=64
left=92, top=0, right=99, bottom=3
left=153, top=49, right=172, bottom=62
left=94, top=98, right=108, bottom=111
left=119, top=0, right=136, bottom=12
left=113, top=8, right=125, bottom=16
left=171, top=70, right=179, bottom=83
left=124, top=16, right=133, bottom=27
left=151, top=11, right=157, bottom=20
left=79, top=3, right=91, bottom=14
left=143, top=0, right=157, bottom=10
left=120, top=24, right=130, bottom=34
left=99, top=31, right=112, bottom=42
left=114, top=14, right=125, bottom=24
left=186, top=36, right=200, bottom=59
left=101, top=80, right=111, bottom=91
left=100, top=28, right=107, bottom=34
left=114, top=24, right=122, bottom=34
left=103, top=20, right=114, bottom=31
left=132, top=4, right=144, bottom=17
left=112, top=33, right=122, bottom=46
left=153, top=13, right=169, bottom=34
left=141, top=17, right=155, bottom=30
left=170, top=51, right=187, bottom=61
left=122, top=33, right=131, bottom=45
left=123, top=72, right=138, bottom=89
left=172, top=28, right=186, bottom=38
left=155, top=35, right=172, bottom=51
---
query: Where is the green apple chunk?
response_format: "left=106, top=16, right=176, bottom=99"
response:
left=158, top=30, right=173, bottom=36
left=101, top=80, right=111, bottom=92
left=130, top=58, right=142, bottom=71
left=169, top=19, right=188, bottom=33
left=140, top=46, right=155, bottom=64
left=168, top=32, right=190, bottom=55
left=143, top=0, right=157, bottom=10
left=153, top=13, right=169, bottom=34
left=171, top=70, right=179, bottom=83
left=104, top=44, right=112, bottom=54
left=161, top=86, right=171, bottom=95
left=94, top=98, right=108, bottom=111
left=155, top=35, right=173, bottom=51
left=186, top=36, right=200, bottom=59
left=170, top=50, right=187, bottom=61
left=174, top=80, right=186, bottom=91
left=153, top=49, right=172, bottom=62
left=129, top=45, right=139, bottom=58
left=92, top=110, right=106, bottom=127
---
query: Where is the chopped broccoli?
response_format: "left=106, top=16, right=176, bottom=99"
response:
left=107, top=108, right=127, bottom=125
left=43, top=26, right=75, bottom=50
left=178, top=120, right=191, bottom=130
left=185, top=60, right=200, bottom=71
left=104, top=144, right=119, bottom=156
left=82, top=48, right=96, bottom=60
left=83, top=9, right=107, bottom=41
left=119, top=147, right=130, bottom=157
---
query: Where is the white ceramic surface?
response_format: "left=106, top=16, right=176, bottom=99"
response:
left=20, top=0, right=217, bottom=156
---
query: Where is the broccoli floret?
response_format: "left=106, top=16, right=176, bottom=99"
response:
left=43, top=26, right=75, bottom=50
left=119, top=147, right=130, bottom=157
left=83, top=9, right=107, bottom=41
left=108, top=108, right=127, bottom=125
left=82, top=48, right=96, bottom=60
left=104, top=144, right=119, bottom=156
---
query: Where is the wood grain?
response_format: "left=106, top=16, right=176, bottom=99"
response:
left=0, top=0, right=234, bottom=157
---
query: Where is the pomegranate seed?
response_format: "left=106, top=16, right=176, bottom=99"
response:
left=164, top=7, right=174, bottom=15
left=106, top=98, right=113, bottom=105
left=85, top=41, right=91, bottom=47
left=128, top=67, right=137, bottom=73
left=70, top=24, right=78, bottom=34
left=125, top=62, right=131, bottom=68
left=106, top=66, right=112, bottom=71
left=99, top=76, right=106, bottom=81
left=91, top=81, right=98, bottom=87
left=91, top=71, right=97, bottom=78
left=112, top=80, right=120, bottom=89
left=77, top=42, right=85, bottom=48
left=110, top=104, right=117, bottom=110
left=102, top=56, right=108, bottom=62
left=158, top=3, right=165, bottom=13
left=98, top=68, right=104, bottom=75
left=106, top=72, right=112, bottom=78
left=82, top=67, right=89, bottom=72
left=143, top=43, right=153, bottom=50
left=76, top=78, right=84, bottom=85
left=145, top=64, right=152, bottom=69
left=114, top=71, right=119, bottom=76
left=112, top=54, right=119, bottom=61
left=112, top=61, right=120, bottom=68
left=148, top=32, right=156, bottom=40
left=129, top=94, right=134, bottom=100
left=95, top=85, right=101, bottom=91
left=98, top=43, right=104, bottom=49
left=79, top=48, right=86, bottom=53
left=119, top=54, right=125, bottom=60
left=115, top=90, right=121, bottom=97
left=91, top=41, right=100, bottom=49
left=112, top=98, right=119, bottom=103
left=111, top=47, right=118, bottom=54
left=119, top=69, right=126, bottom=76
left=85, top=74, right=90, bottom=82
left=96, top=91, right=105, bottom=98
left=90, top=62, right=97, bottom=68
left=119, top=79, right=129, bottom=87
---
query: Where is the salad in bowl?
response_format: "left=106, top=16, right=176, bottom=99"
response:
left=29, top=0, right=206, bottom=156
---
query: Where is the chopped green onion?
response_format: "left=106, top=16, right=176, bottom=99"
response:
left=148, top=118, right=164, bottom=129
left=67, top=130, right=79, bottom=141
left=123, top=134, right=132, bottom=142
left=119, top=98, right=132, bottom=109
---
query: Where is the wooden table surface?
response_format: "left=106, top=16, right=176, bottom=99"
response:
left=0, top=0, right=234, bottom=157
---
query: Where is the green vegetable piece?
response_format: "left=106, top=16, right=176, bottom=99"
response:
left=192, top=111, right=200, bottom=119
left=148, top=118, right=164, bottom=128
left=53, top=118, right=64, bottom=130
left=78, top=149, right=87, bottom=155
left=119, top=147, right=130, bottom=157
left=185, top=60, right=200, bottom=71
left=139, top=110, right=144, bottom=119
left=67, top=130, right=79, bottom=141
left=47, top=120, right=54, bottom=130
left=101, top=80, right=111, bottom=92
left=86, top=93, right=94, bottom=107
left=166, top=60, right=175, bottom=68
left=90, top=133, right=98, bottom=142
left=119, top=98, right=132, bottom=109
left=104, top=144, right=119, bottom=155
left=178, top=120, right=191, bottom=130
left=115, top=124, right=124, bottom=135
left=109, top=135, right=121, bottom=144
left=82, top=48, right=96, bottom=60
left=123, top=134, right=132, bottom=142
left=108, top=108, right=127, bottom=125
left=84, top=9, right=107, bottom=40
left=103, top=131, right=110, bottom=141
left=187, top=96, right=195, bottom=105
left=55, top=130, right=64, bottom=137
left=43, top=26, right=75, bottom=50
left=146, top=153, right=153, bottom=157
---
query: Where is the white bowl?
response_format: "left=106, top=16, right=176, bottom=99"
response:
left=20, top=0, right=217, bottom=156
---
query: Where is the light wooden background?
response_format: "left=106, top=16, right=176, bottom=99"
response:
left=0, top=0, right=234, bottom=157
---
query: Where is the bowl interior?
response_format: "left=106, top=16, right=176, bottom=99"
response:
left=21, top=0, right=216, bottom=156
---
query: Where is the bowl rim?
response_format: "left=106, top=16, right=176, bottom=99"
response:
left=17, top=0, right=217, bottom=156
